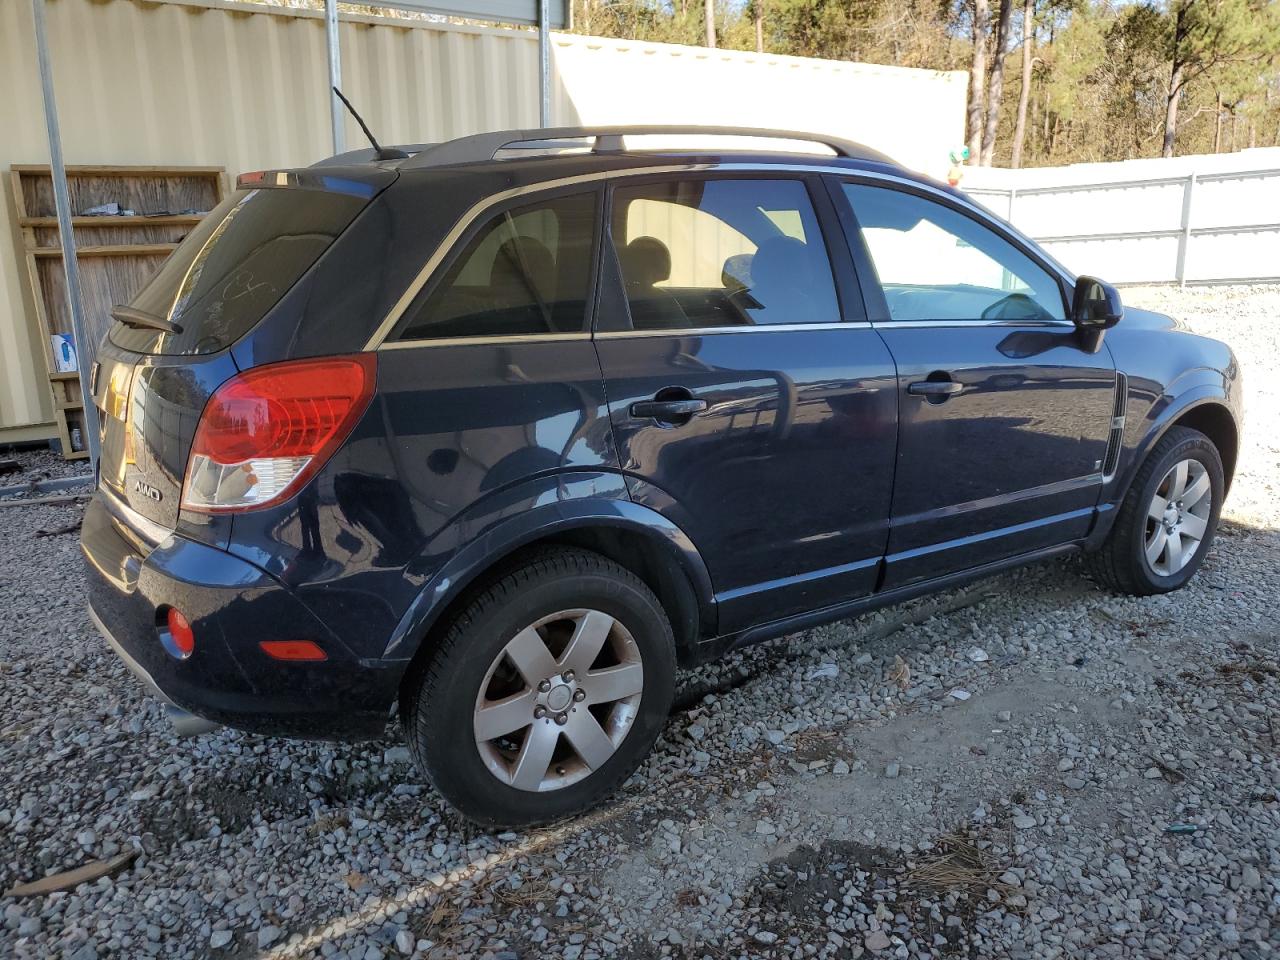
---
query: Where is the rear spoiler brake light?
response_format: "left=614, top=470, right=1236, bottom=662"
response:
left=237, top=170, right=299, bottom=189
left=235, top=170, right=384, bottom=198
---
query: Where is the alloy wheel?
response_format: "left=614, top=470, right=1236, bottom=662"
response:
left=473, top=609, right=645, bottom=792
left=1144, top=458, right=1212, bottom=577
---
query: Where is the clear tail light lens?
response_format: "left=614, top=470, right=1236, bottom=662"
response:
left=181, top=354, right=376, bottom=513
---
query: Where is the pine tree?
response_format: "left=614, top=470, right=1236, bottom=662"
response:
left=1161, top=0, right=1280, bottom=157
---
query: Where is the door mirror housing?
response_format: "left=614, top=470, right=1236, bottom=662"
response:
left=1072, top=276, right=1123, bottom=328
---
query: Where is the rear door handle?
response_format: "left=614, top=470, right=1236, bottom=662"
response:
left=908, top=380, right=963, bottom=398
left=630, top=398, right=708, bottom=423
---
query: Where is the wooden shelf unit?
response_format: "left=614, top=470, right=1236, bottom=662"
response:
left=19, top=214, right=205, bottom=227
left=8, top=164, right=226, bottom=459
left=31, top=244, right=180, bottom=258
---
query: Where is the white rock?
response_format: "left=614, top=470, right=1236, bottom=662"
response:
left=864, top=929, right=892, bottom=951
left=257, top=926, right=281, bottom=949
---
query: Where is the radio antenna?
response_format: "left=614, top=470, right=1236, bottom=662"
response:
left=332, top=87, right=408, bottom=161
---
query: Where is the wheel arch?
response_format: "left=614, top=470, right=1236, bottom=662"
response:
left=1169, top=402, right=1238, bottom=492
left=536, top=525, right=708, bottom=664
left=1085, top=392, right=1235, bottom=593
left=1113, top=391, right=1238, bottom=510
left=388, top=499, right=718, bottom=710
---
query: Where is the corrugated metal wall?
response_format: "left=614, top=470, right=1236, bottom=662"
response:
left=0, top=0, right=965, bottom=442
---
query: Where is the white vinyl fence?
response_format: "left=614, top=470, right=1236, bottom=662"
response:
left=962, top=150, right=1280, bottom=286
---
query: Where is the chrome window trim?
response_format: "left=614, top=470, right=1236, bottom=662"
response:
left=368, top=161, right=1077, bottom=351
left=595, top=321, right=870, bottom=339
left=379, top=332, right=594, bottom=350
left=873, top=319, right=1077, bottom=330
left=378, top=323, right=875, bottom=350
left=367, top=164, right=711, bottom=350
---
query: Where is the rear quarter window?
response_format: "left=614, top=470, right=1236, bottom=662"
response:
left=395, top=192, right=598, bottom=341
left=110, top=187, right=369, bottom=355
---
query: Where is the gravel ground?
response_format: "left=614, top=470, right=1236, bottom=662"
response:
left=0, top=447, right=92, bottom=499
left=1, top=284, right=1277, bottom=960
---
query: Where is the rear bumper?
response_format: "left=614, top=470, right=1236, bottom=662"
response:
left=82, top=493, right=399, bottom=740
left=88, top=604, right=222, bottom=737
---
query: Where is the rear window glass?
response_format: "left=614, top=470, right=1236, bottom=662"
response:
left=109, top=187, right=368, bottom=355
left=611, top=179, right=839, bottom=330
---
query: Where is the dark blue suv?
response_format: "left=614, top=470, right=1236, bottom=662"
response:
left=82, top=127, right=1242, bottom=826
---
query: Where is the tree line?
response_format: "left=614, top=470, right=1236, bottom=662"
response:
left=570, top=0, right=1280, bottom=167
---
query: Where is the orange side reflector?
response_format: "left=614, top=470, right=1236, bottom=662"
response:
left=259, top=640, right=327, bottom=661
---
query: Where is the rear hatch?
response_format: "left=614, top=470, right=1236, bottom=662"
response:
left=94, top=170, right=391, bottom=531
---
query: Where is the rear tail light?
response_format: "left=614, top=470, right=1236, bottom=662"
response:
left=181, top=354, right=376, bottom=513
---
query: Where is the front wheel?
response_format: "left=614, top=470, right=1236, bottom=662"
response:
left=402, top=547, right=676, bottom=828
left=1087, top=426, right=1224, bottom=596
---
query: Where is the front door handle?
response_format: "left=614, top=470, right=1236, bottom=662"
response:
left=908, top=380, right=963, bottom=399
left=630, top=396, right=708, bottom=424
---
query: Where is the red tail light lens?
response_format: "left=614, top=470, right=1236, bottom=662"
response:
left=181, top=354, right=376, bottom=513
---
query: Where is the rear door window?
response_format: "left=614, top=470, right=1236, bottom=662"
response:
left=110, top=187, right=371, bottom=355
left=609, top=179, right=839, bottom=330
left=396, top=192, right=598, bottom=341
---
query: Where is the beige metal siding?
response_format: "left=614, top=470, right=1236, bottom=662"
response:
left=0, top=0, right=964, bottom=442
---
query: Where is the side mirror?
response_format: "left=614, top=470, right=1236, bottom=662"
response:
left=1072, top=276, right=1123, bottom=328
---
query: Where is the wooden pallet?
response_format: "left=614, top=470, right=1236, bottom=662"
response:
left=8, top=164, right=227, bottom=458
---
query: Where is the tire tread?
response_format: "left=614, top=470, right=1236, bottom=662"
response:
left=1087, top=426, right=1221, bottom=596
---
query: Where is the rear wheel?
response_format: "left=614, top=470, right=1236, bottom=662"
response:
left=1087, top=426, right=1223, bottom=596
left=402, top=547, right=676, bottom=828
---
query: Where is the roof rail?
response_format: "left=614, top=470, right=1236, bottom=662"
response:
left=399, top=126, right=896, bottom=170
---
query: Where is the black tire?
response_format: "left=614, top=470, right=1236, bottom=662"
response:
left=1087, top=426, right=1224, bottom=596
left=402, top=546, right=676, bottom=829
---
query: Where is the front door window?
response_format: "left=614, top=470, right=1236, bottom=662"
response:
left=842, top=182, right=1066, bottom=323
